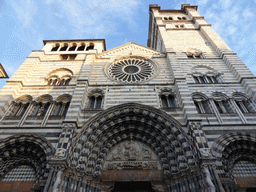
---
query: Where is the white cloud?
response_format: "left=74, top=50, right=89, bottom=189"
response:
left=242, top=10, right=254, bottom=18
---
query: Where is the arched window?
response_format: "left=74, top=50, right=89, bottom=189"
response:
left=58, top=77, right=71, bottom=86
left=51, top=95, right=71, bottom=117
left=160, top=94, right=177, bottom=108
left=4, top=96, right=32, bottom=120
left=193, top=75, right=220, bottom=84
left=87, top=90, right=104, bottom=109
left=47, top=68, right=73, bottom=86
left=77, top=43, right=85, bottom=51
left=59, top=79, right=65, bottom=86
left=30, top=102, right=50, bottom=117
left=52, top=102, right=70, bottom=116
left=51, top=43, right=60, bottom=51
left=192, top=94, right=211, bottom=114
left=191, top=65, right=222, bottom=84
left=10, top=102, right=29, bottom=117
left=212, top=93, right=233, bottom=114
left=59, top=43, right=68, bottom=51
left=86, top=43, right=94, bottom=50
left=68, top=43, right=77, bottom=51
left=27, top=95, right=52, bottom=119
left=233, top=93, right=256, bottom=113
left=48, top=78, right=58, bottom=85
left=89, top=96, right=103, bottom=109
left=65, top=78, right=71, bottom=85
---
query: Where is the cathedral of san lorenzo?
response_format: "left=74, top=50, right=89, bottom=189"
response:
left=0, top=4, right=255, bottom=192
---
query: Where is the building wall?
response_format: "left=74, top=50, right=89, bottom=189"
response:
left=0, top=4, right=255, bottom=192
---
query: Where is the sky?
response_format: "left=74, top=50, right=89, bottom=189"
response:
left=0, top=0, right=256, bottom=89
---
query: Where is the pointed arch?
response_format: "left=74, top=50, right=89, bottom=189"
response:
left=69, top=103, right=198, bottom=179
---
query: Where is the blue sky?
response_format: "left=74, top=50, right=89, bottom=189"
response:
left=0, top=0, right=256, bottom=88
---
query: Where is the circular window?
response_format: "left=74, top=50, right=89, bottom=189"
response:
left=124, top=66, right=139, bottom=74
left=107, top=58, right=156, bottom=83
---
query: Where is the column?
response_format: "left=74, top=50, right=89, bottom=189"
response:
left=188, top=121, right=224, bottom=191
left=56, top=123, right=76, bottom=158
left=230, top=99, right=247, bottom=124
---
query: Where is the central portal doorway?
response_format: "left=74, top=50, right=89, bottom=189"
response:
left=112, top=182, right=154, bottom=192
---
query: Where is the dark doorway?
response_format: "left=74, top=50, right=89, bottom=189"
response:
left=112, top=182, right=154, bottom=192
left=247, top=188, right=256, bottom=192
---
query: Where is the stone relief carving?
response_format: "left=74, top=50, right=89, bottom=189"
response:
left=199, top=148, right=212, bottom=158
left=54, top=148, right=67, bottom=159
left=186, top=48, right=202, bottom=57
left=103, top=140, right=161, bottom=170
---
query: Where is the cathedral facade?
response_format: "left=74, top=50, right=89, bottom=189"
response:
left=0, top=4, right=255, bottom=192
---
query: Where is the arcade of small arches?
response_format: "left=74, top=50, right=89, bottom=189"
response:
left=48, top=77, right=71, bottom=86
left=47, top=68, right=73, bottom=86
left=1, top=94, right=71, bottom=122
left=192, top=92, right=256, bottom=115
left=51, top=42, right=95, bottom=52
left=190, top=65, right=222, bottom=83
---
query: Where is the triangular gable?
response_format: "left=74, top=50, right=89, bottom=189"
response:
left=97, top=42, right=164, bottom=58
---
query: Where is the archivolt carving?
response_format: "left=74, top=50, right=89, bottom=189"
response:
left=69, top=103, right=198, bottom=179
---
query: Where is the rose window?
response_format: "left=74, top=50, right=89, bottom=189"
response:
left=107, top=58, right=155, bottom=83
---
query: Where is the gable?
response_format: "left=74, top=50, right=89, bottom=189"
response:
left=97, top=42, right=164, bottom=58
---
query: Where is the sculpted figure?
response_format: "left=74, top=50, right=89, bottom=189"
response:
left=142, top=146, right=152, bottom=160
left=54, top=148, right=66, bottom=159
left=124, top=140, right=139, bottom=160
left=111, top=145, right=122, bottom=160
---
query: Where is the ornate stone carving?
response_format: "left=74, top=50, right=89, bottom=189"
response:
left=54, top=148, right=67, bottom=159
left=186, top=48, right=202, bottom=57
left=62, top=123, right=76, bottom=129
left=199, top=148, right=212, bottom=158
left=103, top=140, right=161, bottom=170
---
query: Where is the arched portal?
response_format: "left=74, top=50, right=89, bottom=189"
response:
left=68, top=103, right=201, bottom=191
left=212, top=132, right=256, bottom=191
left=0, top=133, right=54, bottom=191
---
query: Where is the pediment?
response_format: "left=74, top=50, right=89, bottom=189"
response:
left=97, top=42, right=164, bottom=58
